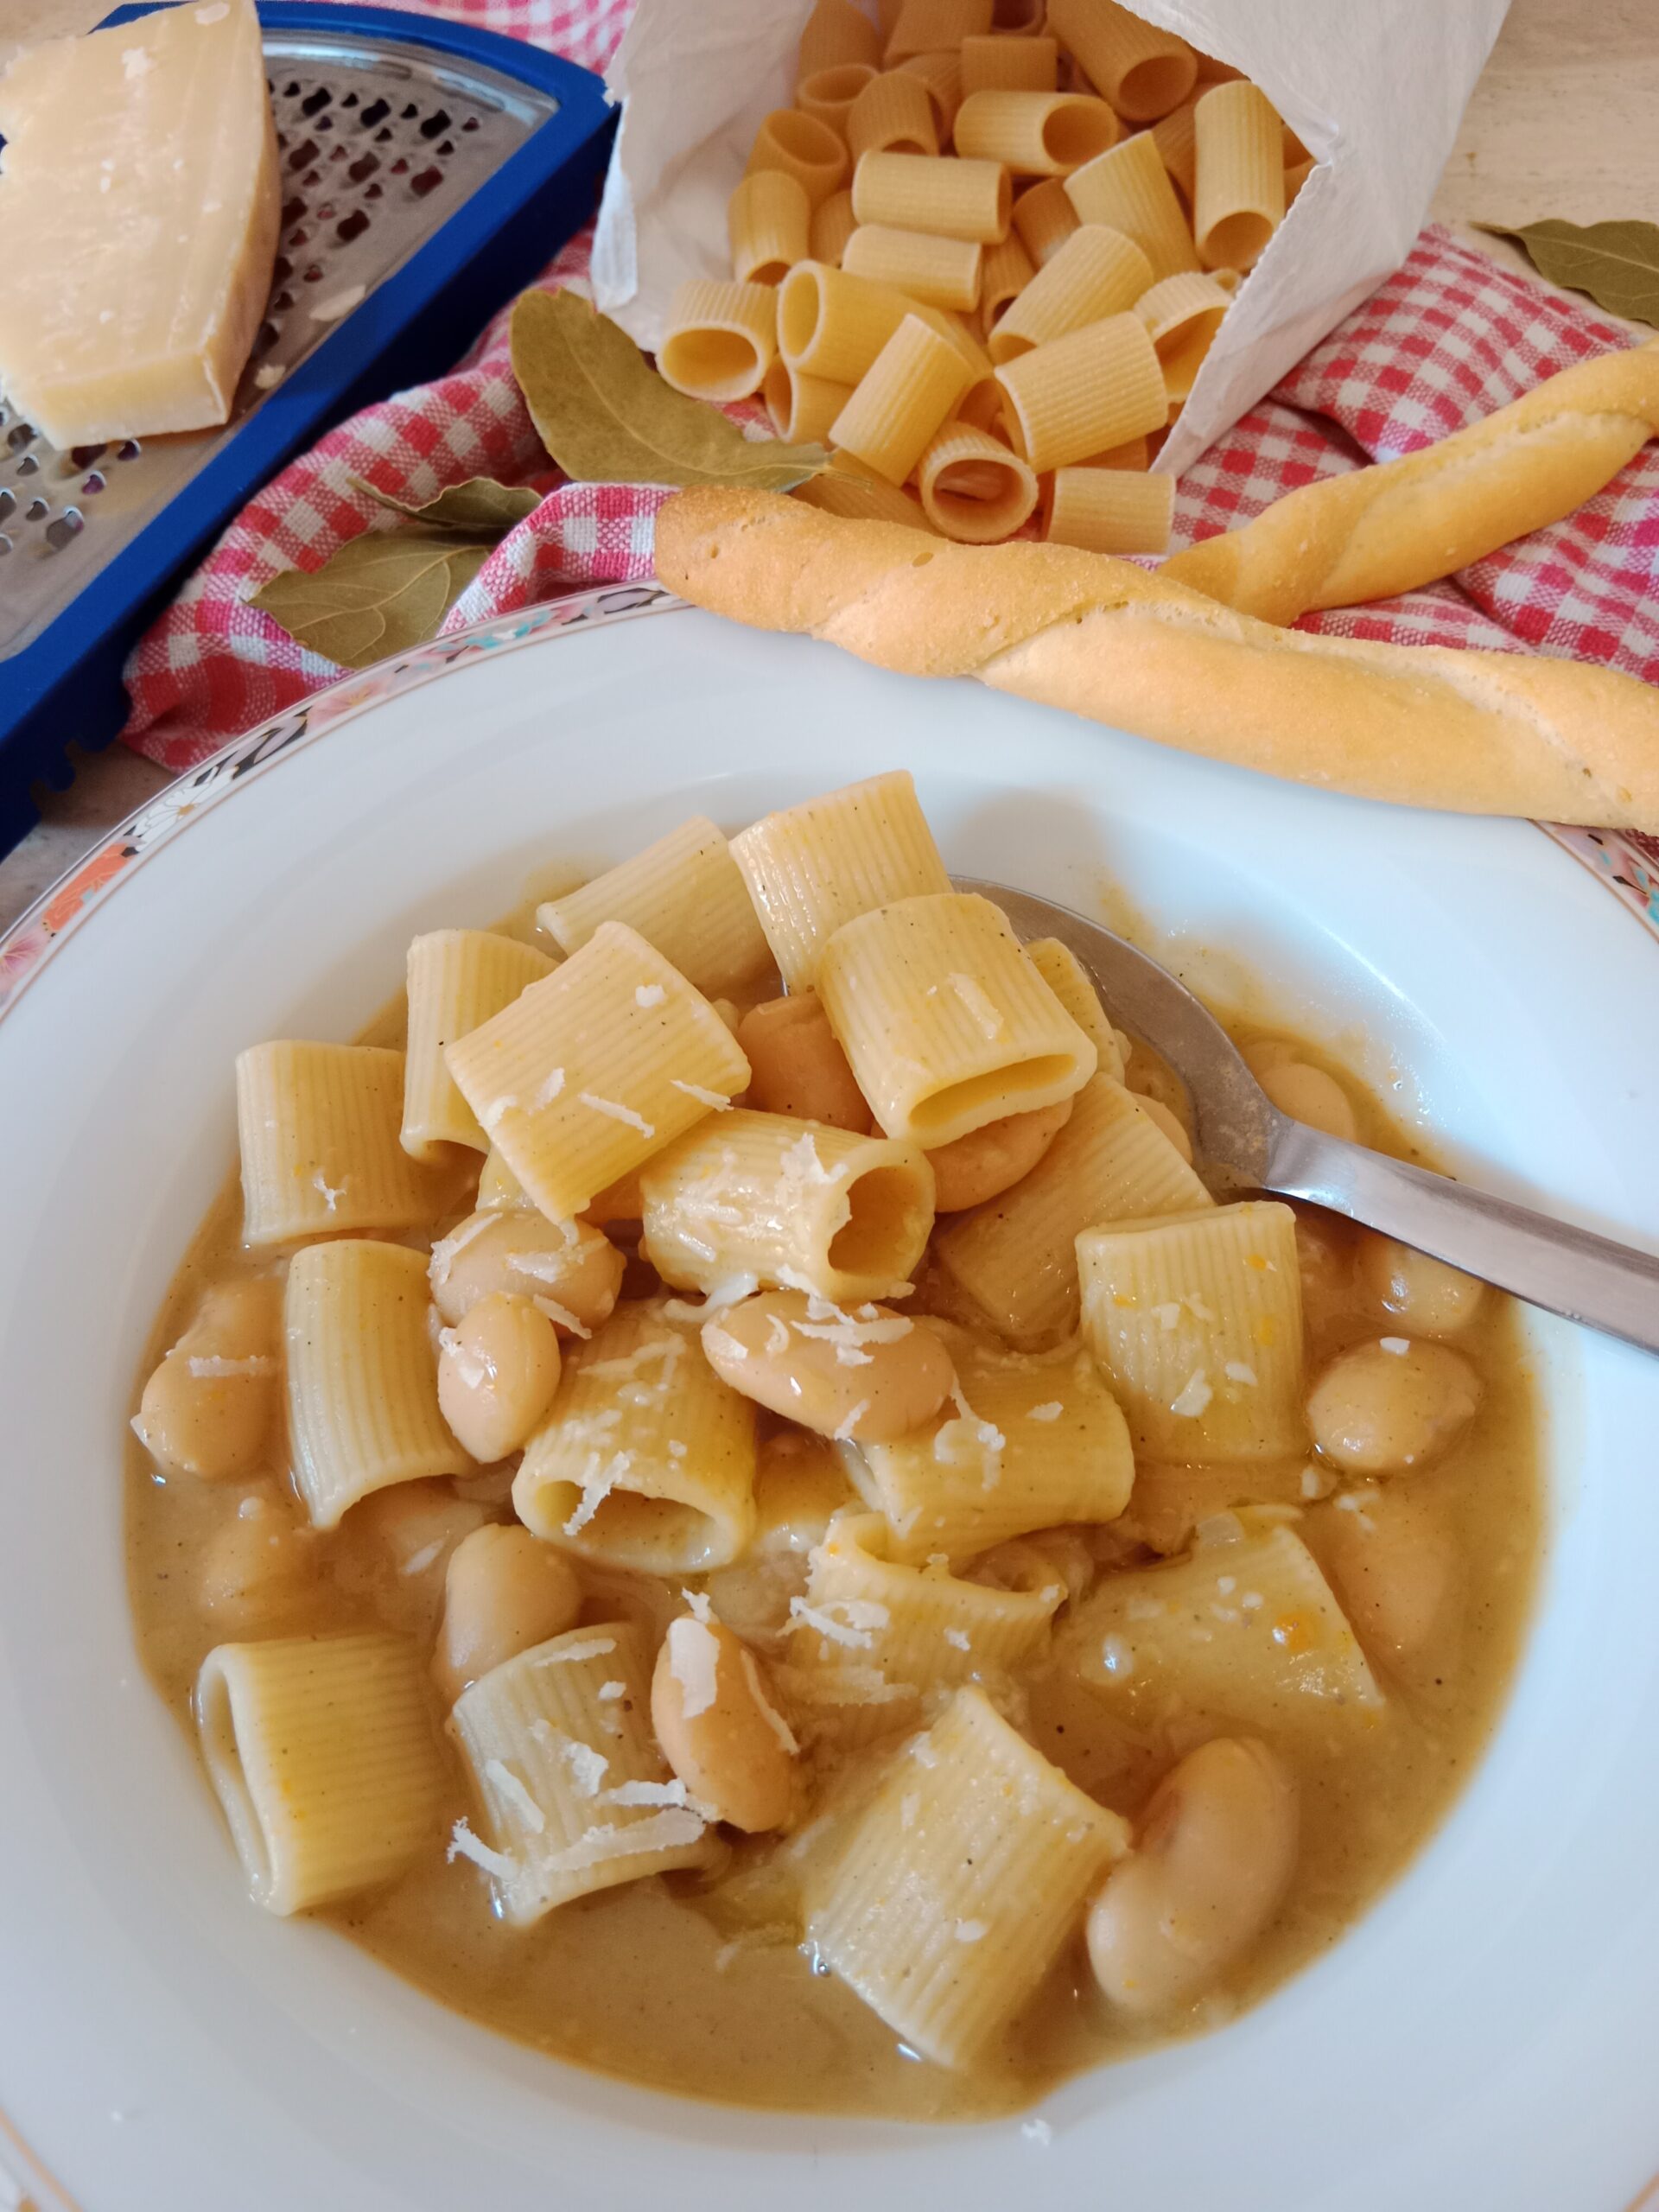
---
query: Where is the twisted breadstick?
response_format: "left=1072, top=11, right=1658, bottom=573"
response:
left=1160, top=339, right=1659, bottom=624
left=654, top=486, right=1659, bottom=830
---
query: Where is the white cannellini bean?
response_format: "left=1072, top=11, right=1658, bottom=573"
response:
left=1256, top=1059, right=1359, bottom=1143
left=1087, top=1737, right=1298, bottom=2016
left=432, top=1522, right=582, bottom=1707
left=1306, top=1338, right=1481, bottom=1475
left=651, top=1615, right=797, bottom=1831
left=429, top=1209, right=624, bottom=1332
left=1311, top=1480, right=1461, bottom=1682
left=925, top=1096, right=1075, bottom=1211
left=1354, top=1234, right=1487, bottom=1337
left=437, top=1293, right=563, bottom=1463
left=701, top=1288, right=955, bottom=1443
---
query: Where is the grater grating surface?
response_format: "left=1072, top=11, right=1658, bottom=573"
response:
left=0, top=22, right=560, bottom=661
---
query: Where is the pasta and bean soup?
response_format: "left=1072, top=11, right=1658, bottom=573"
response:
left=130, top=772, right=1540, bottom=2120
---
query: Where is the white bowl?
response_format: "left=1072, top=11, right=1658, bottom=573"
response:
left=3, top=589, right=1656, bottom=2212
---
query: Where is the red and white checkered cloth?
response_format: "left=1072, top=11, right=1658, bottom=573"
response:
left=119, top=0, right=1659, bottom=779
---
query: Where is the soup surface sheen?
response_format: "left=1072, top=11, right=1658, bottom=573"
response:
left=128, top=853, right=1540, bottom=2124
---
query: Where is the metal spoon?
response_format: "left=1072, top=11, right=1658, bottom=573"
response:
left=958, top=876, right=1659, bottom=1359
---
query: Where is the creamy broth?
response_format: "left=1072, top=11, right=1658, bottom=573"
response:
left=127, top=866, right=1541, bottom=2123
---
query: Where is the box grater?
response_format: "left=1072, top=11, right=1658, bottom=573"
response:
left=0, top=0, right=616, bottom=855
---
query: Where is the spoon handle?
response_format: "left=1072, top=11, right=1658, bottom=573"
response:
left=1265, top=1118, right=1659, bottom=1357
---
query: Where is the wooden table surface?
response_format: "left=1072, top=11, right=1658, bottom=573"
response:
left=3, top=0, right=1656, bottom=932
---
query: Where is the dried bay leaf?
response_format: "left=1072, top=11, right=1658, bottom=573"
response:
left=511, top=288, right=830, bottom=492
left=349, top=474, right=543, bottom=534
left=1476, top=219, right=1659, bottom=329
left=251, top=533, right=493, bottom=669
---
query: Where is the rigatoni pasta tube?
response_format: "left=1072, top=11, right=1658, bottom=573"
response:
left=841, top=225, right=982, bottom=313
left=936, top=1074, right=1210, bottom=1346
left=959, top=31, right=1056, bottom=93
left=1077, top=1198, right=1307, bottom=1459
left=1193, top=80, right=1284, bottom=271
left=1022, top=938, right=1125, bottom=1077
left=830, top=313, right=974, bottom=483
left=806, top=1686, right=1127, bottom=2069
left=513, top=1300, right=758, bottom=1573
left=953, top=89, right=1118, bottom=176
left=537, top=815, right=771, bottom=999
left=238, top=1041, right=448, bottom=1246
left=846, top=69, right=940, bottom=161
left=658, top=280, right=777, bottom=403
left=639, top=1109, right=936, bottom=1302
left=728, top=169, right=811, bottom=286
left=445, top=921, right=749, bottom=1223
left=782, top=1510, right=1060, bottom=1744
left=994, top=310, right=1166, bottom=472
left=1136, top=269, right=1230, bottom=357
left=799, top=0, right=882, bottom=74
left=731, top=771, right=950, bottom=990
left=809, top=188, right=859, bottom=267
left=988, top=222, right=1153, bottom=364
left=851, top=150, right=1010, bottom=244
left=778, top=259, right=913, bottom=381
left=917, top=417, right=1039, bottom=541
left=976, top=231, right=1034, bottom=329
left=449, top=1622, right=717, bottom=1926
left=847, top=1329, right=1135, bottom=1560
left=403, top=931, right=553, bottom=1163
left=896, top=48, right=964, bottom=134
left=764, top=357, right=850, bottom=444
left=798, top=62, right=878, bottom=137
left=1044, top=466, right=1173, bottom=554
left=1011, top=176, right=1079, bottom=267
left=883, top=0, right=992, bottom=62
left=1151, top=95, right=1199, bottom=203
left=1065, top=131, right=1200, bottom=279
left=1062, top=1527, right=1383, bottom=1740
left=816, top=891, right=1096, bottom=1147
left=747, top=109, right=849, bottom=208
left=285, top=1241, right=467, bottom=1527
left=1047, top=0, right=1196, bottom=122
left=196, top=1632, right=445, bottom=1914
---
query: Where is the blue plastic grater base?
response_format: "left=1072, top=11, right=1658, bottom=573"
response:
left=0, top=2, right=616, bottom=856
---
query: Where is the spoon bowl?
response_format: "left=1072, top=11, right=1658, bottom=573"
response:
left=958, top=874, right=1659, bottom=1359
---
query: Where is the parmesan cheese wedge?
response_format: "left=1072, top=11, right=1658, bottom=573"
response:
left=0, top=0, right=280, bottom=445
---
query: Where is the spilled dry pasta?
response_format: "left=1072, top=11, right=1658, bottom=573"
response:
left=130, top=770, right=1540, bottom=2120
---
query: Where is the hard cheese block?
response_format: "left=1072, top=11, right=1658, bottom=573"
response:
left=0, top=0, right=279, bottom=445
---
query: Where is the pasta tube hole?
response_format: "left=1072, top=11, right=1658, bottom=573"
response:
left=1043, top=102, right=1118, bottom=169
left=1116, top=53, right=1194, bottom=122
left=659, top=327, right=768, bottom=402
left=826, top=1161, right=935, bottom=1279
left=195, top=1654, right=275, bottom=1905
left=909, top=1055, right=1079, bottom=1141
left=1201, top=207, right=1274, bottom=271
left=779, top=264, right=828, bottom=363
left=560, top=1490, right=724, bottom=1575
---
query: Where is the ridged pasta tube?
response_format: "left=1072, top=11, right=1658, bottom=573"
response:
left=403, top=931, right=553, bottom=1162
left=845, top=1325, right=1135, bottom=1560
left=1010, top=176, right=1079, bottom=267
left=1044, top=466, right=1173, bottom=554
left=1064, top=130, right=1200, bottom=279
left=988, top=222, right=1153, bottom=365
left=639, top=1109, right=936, bottom=1302
left=513, top=1300, right=758, bottom=1573
left=958, top=31, right=1057, bottom=94
left=816, top=891, right=1097, bottom=1147
left=851, top=149, right=1011, bottom=244
left=196, top=1631, right=445, bottom=1913
left=916, top=418, right=1039, bottom=542
left=658, top=281, right=778, bottom=402
left=730, top=768, right=950, bottom=991
left=654, top=486, right=1659, bottom=832
left=536, top=816, right=772, bottom=998
left=448, top=1620, right=718, bottom=1926
left=1047, top=0, right=1196, bottom=122
left=1161, top=338, right=1659, bottom=625
left=936, top=1074, right=1210, bottom=1345
left=285, top=1240, right=467, bottom=1527
left=806, top=1685, right=1127, bottom=2067
left=994, top=311, right=1166, bottom=471
left=445, top=920, right=750, bottom=1224
left=238, top=1041, right=448, bottom=1245
left=1077, top=1198, right=1307, bottom=1459
left=1192, top=79, right=1284, bottom=271
left=728, top=169, right=812, bottom=286
left=952, top=89, right=1118, bottom=177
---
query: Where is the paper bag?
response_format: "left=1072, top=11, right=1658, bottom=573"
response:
left=591, top=0, right=1510, bottom=476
